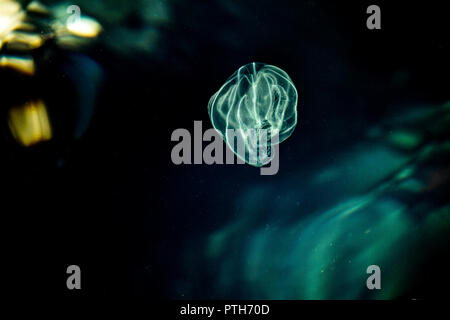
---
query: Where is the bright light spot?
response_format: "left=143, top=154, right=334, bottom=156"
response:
left=8, top=100, right=52, bottom=147
left=66, top=16, right=101, bottom=38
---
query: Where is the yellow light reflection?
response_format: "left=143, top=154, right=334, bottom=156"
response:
left=0, top=0, right=21, bottom=16
left=3, top=31, right=44, bottom=50
left=0, top=0, right=25, bottom=49
left=8, top=100, right=52, bottom=147
left=66, top=16, right=102, bottom=38
left=0, top=55, right=35, bottom=75
left=26, top=1, right=50, bottom=16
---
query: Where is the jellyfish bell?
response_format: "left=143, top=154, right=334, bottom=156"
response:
left=208, top=62, right=298, bottom=167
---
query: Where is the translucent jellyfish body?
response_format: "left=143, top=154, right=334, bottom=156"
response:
left=208, top=62, right=298, bottom=166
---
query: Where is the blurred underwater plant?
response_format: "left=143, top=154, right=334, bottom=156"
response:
left=176, top=100, right=450, bottom=299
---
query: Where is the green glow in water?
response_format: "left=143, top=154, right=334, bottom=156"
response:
left=208, top=62, right=298, bottom=166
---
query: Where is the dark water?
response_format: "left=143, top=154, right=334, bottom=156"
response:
left=1, top=0, right=449, bottom=299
